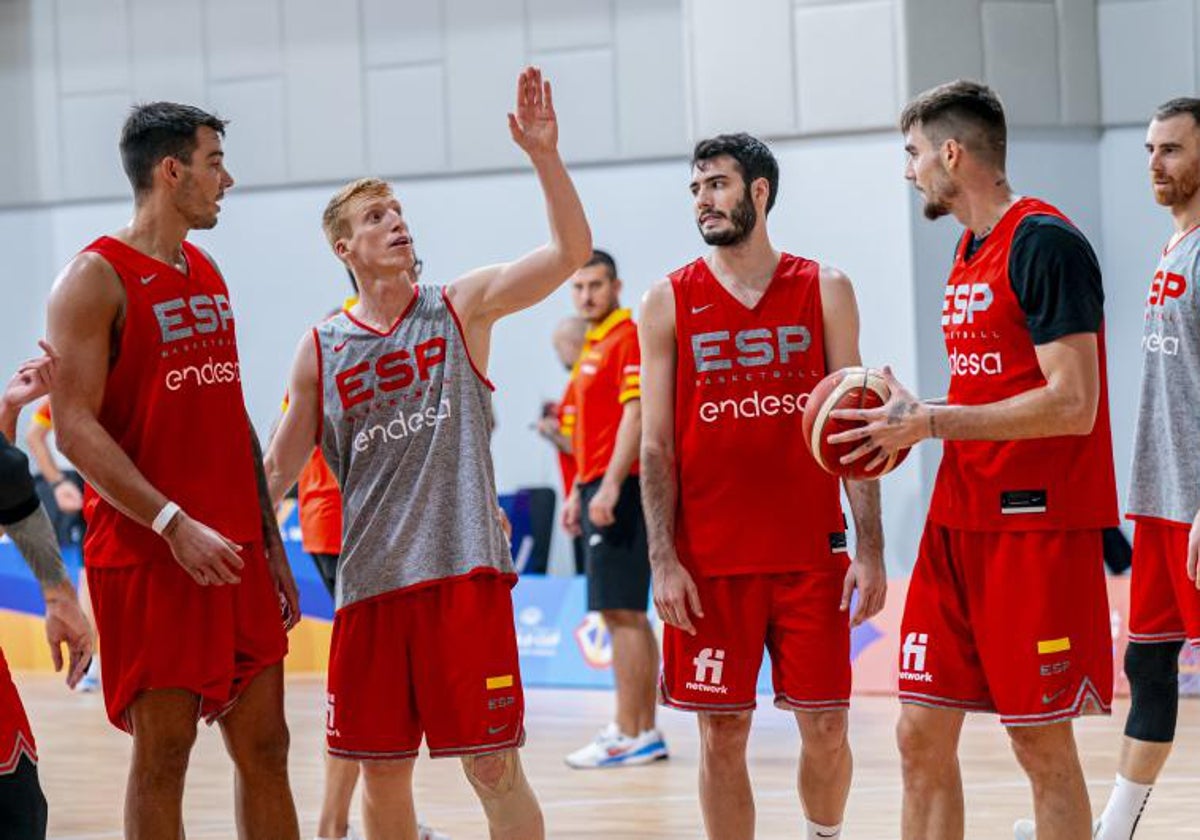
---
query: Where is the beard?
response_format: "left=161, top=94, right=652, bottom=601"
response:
left=1153, top=170, right=1200, bottom=208
left=699, top=189, right=757, bottom=246
left=920, top=173, right=959, bottom=221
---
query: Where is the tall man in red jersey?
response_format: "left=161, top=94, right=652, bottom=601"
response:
left=45, top=103, right=301, bottom=839
left=832, top=81, right=1117, bottom=840
left=265, top=67, right=590, bottom=840
left=640, top=133, right=886, bottom=840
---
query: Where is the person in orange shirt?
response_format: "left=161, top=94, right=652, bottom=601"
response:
left=561, top=251, right=667, bottom=769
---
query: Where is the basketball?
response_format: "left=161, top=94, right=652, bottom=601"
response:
left=802, top=366, right=911, bottom=480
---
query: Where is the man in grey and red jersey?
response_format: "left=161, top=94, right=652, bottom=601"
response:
left=1062, top=97, right=1200, bottom=840
left=834, top=81, right=1117, bottom=840
left=640, top=133, right=886, bottom=840
left=265, top=66, right=591, bottom=840
left=46, top=103, right=300, bottom=839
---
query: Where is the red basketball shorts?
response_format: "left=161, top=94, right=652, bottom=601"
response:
left=0, top=649, right=36, bottom=775
left=326, top=571, right=524, bottom=760
left=87, top=542, right=288, bottom=733
left=899, top=522, right=1112, bottom=726
left=1129, top=518, right=1200, bottom=647
left=660, top=568, right=851, bottom=713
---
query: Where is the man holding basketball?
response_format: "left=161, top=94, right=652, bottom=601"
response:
left=640, top=132, right=886, bottom=840
left=833, top=81, right=1116, bottom=840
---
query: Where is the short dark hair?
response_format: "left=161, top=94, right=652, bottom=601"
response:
left=120, top=102, right=228, bottom=194
left=900, top=80, right=1007, bottom=169
left=692, top=133, right=780, bottom=213
left=584, top=249, right=618, bottom=280
left=1154, top=97, right=1200, bottom=126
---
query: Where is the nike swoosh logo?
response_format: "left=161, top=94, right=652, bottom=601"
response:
left=139, top=274, right=157, bottom=285
left=1042, top=688, right=1067, bottom=705
left=588, top=534, right=602, bottom=547
left=333, top=339, right=349, bottom=353
left=691, top=303, right=714, bottom=314
left=487, top=724, right=508, bottom=735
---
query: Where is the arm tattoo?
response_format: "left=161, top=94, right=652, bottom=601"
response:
left=247, top=417, right=285, bottom=552
left=6, top=506, right=69, bottom=589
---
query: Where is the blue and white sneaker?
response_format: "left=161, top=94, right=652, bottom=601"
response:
left=564, top=723, right=669, bottom=769
left=74, top=658, right=100, bottom=694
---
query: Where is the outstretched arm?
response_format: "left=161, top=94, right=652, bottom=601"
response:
left=820, top=267, right=885, bottom=627
left=446, top=67, right=592, bottom=368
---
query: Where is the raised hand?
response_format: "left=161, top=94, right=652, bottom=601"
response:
left=508, top=66, right=558, bottom=158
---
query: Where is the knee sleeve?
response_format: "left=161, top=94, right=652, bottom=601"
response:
left=0, top=443, right=38, bottom=526
left=1124, top=641, right=1183, bottom=743
left=0, top=755, right=49, bottom=840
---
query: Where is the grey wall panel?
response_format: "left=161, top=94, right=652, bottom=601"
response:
left=362, top=0, right=444, bottom=67
left=903, top=0, right=984, bottom=98
left=1057, top=0, right=1100, bottom=125
left=794, top=1, right=900, bottom=133
left=129, top=0, right=205, bottom=105
left=526, top=0, right=614, bottom=52
left=529, top=49, right=618, bottom=162
left=205, top=0, right=283, bottom=82
left=282, top=0, right=366, bottom=182
left=56, top=0, right=130, bottom=95
left=982, top=2, right=1061, bottom=125
left=209, top=78, right=288, bottom=187
left=614, top=0, right=686, bottom=157
left=687, top=0, right=796, bottom=137
left=1098, top=0, right=1194, bottom=125
left=0, top=1, right=39, bottom=205
left=445, top=0, right=526, bottom=170
left=59, top=93, right=131, bottom=199
left=366, top=65, right=448, bottom=175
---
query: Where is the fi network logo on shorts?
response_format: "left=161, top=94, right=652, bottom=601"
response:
left=899, top=632, right=933, bottom=683
left=687, top=648, right=728, bottom=695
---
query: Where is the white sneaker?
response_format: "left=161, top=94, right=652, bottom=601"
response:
left=418, top=824, right=450, bottom=840
left=564, top=723, right=669, bottom=769
left=73, top=658, right=100, bottom=694
left=1013, top=818, right=1100, bottom=839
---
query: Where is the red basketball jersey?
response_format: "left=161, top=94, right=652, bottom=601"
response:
left=929, top=198, right=1118, bottom=531
left=81, top=236, right=262, bottom=568
left=672, top=255, right=844, bottom=577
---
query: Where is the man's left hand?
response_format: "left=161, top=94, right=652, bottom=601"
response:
left=841, top=547, right=887, bottom=628
left=267, top=541, right=301, bottom=630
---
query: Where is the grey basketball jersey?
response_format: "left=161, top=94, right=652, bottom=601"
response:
left=314, top=285, right=513, bottom=609
left=1128, top=227, right=1200, bottom=525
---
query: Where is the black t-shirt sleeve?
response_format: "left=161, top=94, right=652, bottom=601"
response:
left=1008, top=215, right=1104, bottom=344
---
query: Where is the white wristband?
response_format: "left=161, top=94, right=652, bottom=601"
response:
left=151, top=501, right=182, bottom=535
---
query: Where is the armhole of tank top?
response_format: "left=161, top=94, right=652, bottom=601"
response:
left=440, top=286, right=496, bottom=392
left=311, top=327, right=324, bottom=447
left=86, top=248, right=135, bottom=363
left=809, top=261, right=830, bottom=371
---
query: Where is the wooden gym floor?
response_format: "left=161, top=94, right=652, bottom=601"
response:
left=19, top=674, right=1200, bottom=839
